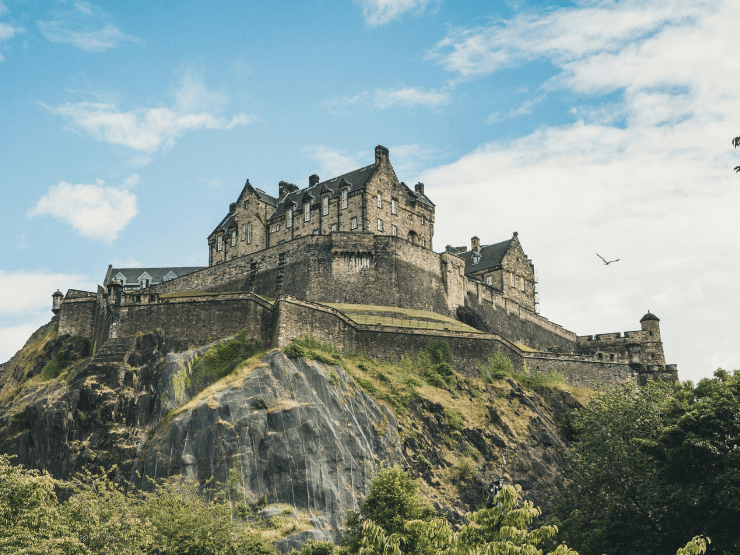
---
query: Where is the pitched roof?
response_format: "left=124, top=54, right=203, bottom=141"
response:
left=106, top=267, right=205, bottom=285
left=455, top=239, right=512, bottom=275
left=268, top=163, right=378, bottom=220
left=253, top=188, right=277, bottom=206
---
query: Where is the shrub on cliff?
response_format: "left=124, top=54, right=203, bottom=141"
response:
left=190, top=330, right=256, bottom=391
left=284, top=334, right=343, bottom=365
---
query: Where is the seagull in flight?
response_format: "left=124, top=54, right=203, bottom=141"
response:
left=597, top=253, right=620, bottom=265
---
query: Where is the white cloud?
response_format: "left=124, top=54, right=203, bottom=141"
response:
left=0, top=270, right=95, bottom=364
left=29, top=178, right=138, bottom=242
left=37, top=2, right=141, bottom=52
left=354, top=0, right=439, bottom=26
left=304, top=146, right=368, bottom=178
left=373, top=87, right=450, bottom=108
left=111, top=257, right=141, bottom=267
left=45, top=74, right=255, bottom=152
left=0, top=21, right=21, bottom=41
left=418, top=0, right=740, bottom=382
left=122, top=174, right=140, bottom=188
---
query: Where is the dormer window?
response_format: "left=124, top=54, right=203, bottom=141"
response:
left=322, top=196, right=329, bottom=215
left=473, top=253, right=481, bottom=264
left=217, top=236, right=223, bottom=251
left=304, top=201, right=311, bottom=222
left=377, top=193, right=382, bottom=208
left=231, top=230, right=236, bottom=246
left=287, top=208, right=293, bottom=228
left=342, top=190, right=348, bottom=209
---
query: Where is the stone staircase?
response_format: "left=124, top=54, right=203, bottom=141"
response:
left=93, top=336, right=135, bottom=365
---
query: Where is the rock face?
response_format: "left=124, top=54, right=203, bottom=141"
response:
left=0, top=323, right=580, bottom=550
left=132, top=350, right=404, bottom=539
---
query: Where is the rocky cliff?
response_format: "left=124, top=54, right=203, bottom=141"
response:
left=0, top=318, right=583, bottom=551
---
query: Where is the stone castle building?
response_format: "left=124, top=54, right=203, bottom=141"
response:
left=51, top=144, right=678, bottom=387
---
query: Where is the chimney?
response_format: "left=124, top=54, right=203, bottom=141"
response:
left=229, top=203, right=236, bottom=214
left=375, top=145, right=389, bottom=165
left=471, top=236, right=480, bottom=252
left=309, top=174, right=320, bottom=187
left=278, top=181, right=299, bottom=202
left=414, top=182, right=425, bottom=195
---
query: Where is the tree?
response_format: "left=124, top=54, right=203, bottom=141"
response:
left=551, top=372, right=740, bottom=555
left=341, top=466, right=436, bottom=555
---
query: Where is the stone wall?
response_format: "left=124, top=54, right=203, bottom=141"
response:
left=524, top=353, right=637, bottom=389
left=58, top=297, right=96, bottom=339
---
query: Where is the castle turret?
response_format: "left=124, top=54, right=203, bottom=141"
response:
left=640, top=311, right=661, bottom=341
left=109, top=280, right=123, bottom=306
left=52, top=290, right=63, bottom=314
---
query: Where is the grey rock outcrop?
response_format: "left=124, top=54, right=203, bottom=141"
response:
left=132, top=350, right=404, bottom=538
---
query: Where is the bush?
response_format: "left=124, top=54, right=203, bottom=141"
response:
left=189, top=331, right=255, bottom=393
left=284, top=334, right=342, bottom=365
left=446, top=408, right=465, bottom=431
left=427, top=340, right=452, bottom=365
left=253, top=398, right=269, bottom=410
left=456, top=457, right=477, bottom=480
left=479, top=352, right=514, bottom=382
left=41, top=350, right=69, bottom=380
left=291, top=540, right=338, bottom=555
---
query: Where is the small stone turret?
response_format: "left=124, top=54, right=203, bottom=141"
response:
left=52, top=290, right=63, bottom=314
left=109, top=280, right=123, bottom=306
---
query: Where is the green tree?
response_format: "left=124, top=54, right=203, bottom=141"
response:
left=551, top=372, right=740, bottom=555
left=341, top=466, right=436, bottom=555
left=405, top=484, right=577, bottom=555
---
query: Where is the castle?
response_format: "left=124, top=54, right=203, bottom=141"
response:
left=52, top=145, right=678, bottom=387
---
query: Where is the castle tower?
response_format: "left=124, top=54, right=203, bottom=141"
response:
left=52, top=290, right=63, bottom=314
left=639, top=311, right=666, bottom=368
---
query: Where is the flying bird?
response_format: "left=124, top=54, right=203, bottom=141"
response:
left=597, top=253, right=620, bottom=265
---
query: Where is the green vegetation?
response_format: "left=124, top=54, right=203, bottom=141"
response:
left=40, top=350, right=69, bottom=380
left=284, top=334, right=343, bottom=365
left=551, top=371, right=740, bottom=555
left=189, top=331, right=258, bottom=391
left=479, top=352, right=565, bottom=390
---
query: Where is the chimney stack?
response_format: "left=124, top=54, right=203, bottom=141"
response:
left=414, top=182, right=425, bottom=195
left=471, top=236, right=480, bottom=252
left=229, top=203, right=236, bottom=214
left=309, top=174, right=320, bottom=187
left=375, top=145, right=389, bottom=165
left=279, top=181, right=299, bottom=202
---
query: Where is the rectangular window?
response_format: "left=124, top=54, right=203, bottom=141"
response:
left=377, top=192, right=382, bottom=208
left=521, top=277, right=525, bottom=291
left=287, top=208, right=293, bottom=228
left=422, top=237, right=425, bottom=247
left=510, top=273, right=515, bottom=287
left=331, top=223, right=337, bottom=232
left=241, top=224, right=246, bottom=241
left=377, top=218, right=383, bottom=232
left=217, top=236, right=223, bottom=251
left=391, top=199, right=397, bottom=215
left=342, top=190, right=348, bottom=209
left=247, top=222, right=252, bottom=244
left=322, top=196, right=329, bottom=215
left=304, top=202, right=311, bottom=222
left=421, top=216, right=425, bottom=225
left=351, top=217, right=357, bottom=230
left=391, top=224, right=397, bottom=236
left=270, top=225, right=274, bottom=232
left=277, top=223, right=281, bottom=231
left=313, top=229, right=320, bottom=235
left=486, top=276, right=493, bottom=286
left=231, top=230, right=236, bottom=246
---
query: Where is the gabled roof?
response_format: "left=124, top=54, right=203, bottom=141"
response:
left=455, top=239, right=513, bottom=275
left=269, top=163, right=378, bottom=220
left=106, top=267, right=205, bottom=285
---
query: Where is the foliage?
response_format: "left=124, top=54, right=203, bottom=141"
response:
left=551, top=371, right=740, bottom=555
left=189, top=331, right=256, bottom=392
left=284, top=334, right=343, bottom=366
left=479, top=353, right=564, bottom=390
left=455, top=458, right=477, bottom=481
left=40, top=350, right=70, bottom=380
left=292, top=540, right=339, bottom=555
left=342, top=465, right=436, bottom=555
left=404, top=484, right=576, bottom=555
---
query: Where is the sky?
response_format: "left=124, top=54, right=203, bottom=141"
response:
left=1, top=0, right=738, bottom=383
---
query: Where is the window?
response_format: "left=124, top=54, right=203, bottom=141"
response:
left=244, top=200, right=249, bottom=209
left=247, top=222, right=252, bottom=244
left=217, top=236, right=223, bottom=251
left=391, top=224, right=397, bottom=236
left=510, top=273, right=514, bottom=287
left=391, top=199, right=397, bottom=215
left=377, top=218, right=383, bottom=232
left=351, top=217, right=357, bottom=230
left=241, top=224, right=246, bottom=241
left=377, top=192, right=382, bottom=208
left=331, top=223, right=337, bottom=232
left=421, top=216, right=425, bottom=225
left=231, top=230, right=236, bottom=246
left=422, top=238, right=425, bottom=247
left=287, top=208, right=293, bottom=228
left=270, top=225, right=274, bottom=232
left=521, top=277, right=525, bottom=291
left=313, top=229, right=320, bottom=235
left=277, top=223, right=281, bottom=231
left=342, top=190, right=348, bottom=209
left=473, top=253, right=481, bottom=264
left=322, top=196, right=329, bottom=215
left=486, top=276, right=493, bottom=286
left=304, top=202, right=311, bottom=222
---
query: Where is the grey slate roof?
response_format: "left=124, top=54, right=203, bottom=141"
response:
left=107, top=267, right=205, bottom=285
left=268, top=164, right=378, bottom=220
left=252, top=188, right=277, bottom=206
left=455, top=239, right=512, bottom=275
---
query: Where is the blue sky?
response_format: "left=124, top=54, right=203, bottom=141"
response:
left=1, top=0, right=738, bottom=383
